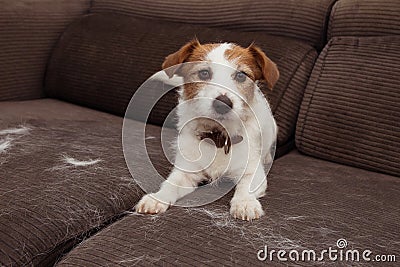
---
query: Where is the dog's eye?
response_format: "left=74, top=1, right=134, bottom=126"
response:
left=198, top=70, right=211, bottom=80
left=235, top=71, right=247, bottom=83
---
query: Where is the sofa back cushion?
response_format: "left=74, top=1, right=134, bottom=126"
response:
left=45, top=13, right=317, bottom=149
left=296, top=36, right=400, bottom=176
left=297, top=0, right=400, bottom=176
left=0, top=0, right=90, bottom=101
left=328, top=0, right=400, bottom=39
left=91, top=0, right=336, bottom=51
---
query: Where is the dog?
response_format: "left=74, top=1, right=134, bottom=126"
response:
left=136, top=39, right=279, bottom=220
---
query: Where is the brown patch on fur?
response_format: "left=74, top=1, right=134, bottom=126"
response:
left=239, top=83, right=256, bottom=105
left=162, top=39, right=218, bottom=78
left=182, top=82, right=205, bottom=100
left=187, top=43, right=219, bottom=62
left=225, top=43, right=279, bottom=90
left=162, top=38, right=201, bottom=78
left=248, top=44, right=279, bottom=89
left=225, top=45, right=257, bottom=81
left=224, top=44, right=258, bottom=102
left=162, top=40, right=220, bottom=100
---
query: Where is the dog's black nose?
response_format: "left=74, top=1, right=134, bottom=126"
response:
left=213, top=95, right=233, bottom=114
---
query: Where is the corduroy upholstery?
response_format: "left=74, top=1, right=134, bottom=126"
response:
left=296, top=36, right=400, bottom=177
left=91, top=0, right=336, bottom=51
left=0, top=99, right=166, bottom=266
left=0, top=0, right=90, bottom=101
left=45, top=14, right=317, bottom=149
left=57, top=150, right=400, bottom=266
left=1, top=0, right=400, bottom=265
left=328, top=0, right=400, bottom=39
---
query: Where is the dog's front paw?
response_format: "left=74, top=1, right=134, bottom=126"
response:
left=230, top=197, right=264, bottom=221
left=135, top=194, right=169, bottom=214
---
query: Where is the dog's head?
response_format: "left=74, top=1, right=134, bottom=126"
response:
left=162, top=39, right=279, bottom=122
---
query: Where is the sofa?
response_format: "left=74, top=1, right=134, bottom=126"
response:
left=1, top=0, right=399, bottom=266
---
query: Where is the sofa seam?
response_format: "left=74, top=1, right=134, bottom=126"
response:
left=297, top=39, right=333, bottom=151
left=327, top=0, right=339, bottom=41
left=320, top=0, right=339, bottom=50
left=34, top=211, right=129, bottom=266
left=274, top=48, right=317, bottom=145
left=283, top=49, right=317, bottom=138
left=88, top=0, right=94, bottom=13
left=272, top=47, right=317, bottom=115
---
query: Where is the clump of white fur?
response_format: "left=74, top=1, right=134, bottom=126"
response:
left=0, top=126, right=30, bottom=135
left=0, top=138, right=12, bottom=153
left=0, top=126, right=30, bottom=155
left=62, top=156, right=102, bottom=166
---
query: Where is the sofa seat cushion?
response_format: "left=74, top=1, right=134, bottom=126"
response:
left=57, top=150, right=400, bottom=266
left=45, top=13, right=318, bottom=151
left=0, top=99, right=170, bottom=266
left=296, top=36, right=400, bottom=177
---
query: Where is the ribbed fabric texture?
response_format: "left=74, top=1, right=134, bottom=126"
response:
left=0, top=99, right=148, bottom=266
left=45, top=14, right=317, bottom=147
left=265, top=49, right=317, bottom=146
left=91, top=0, right=336, bottom=51
left=0, top=0, right=90, bottom=101
left=57, top=150, right=400, bottom=266
left=296, top=36, right=400, bottom=177
left=328, top=0, right=400, bottom=39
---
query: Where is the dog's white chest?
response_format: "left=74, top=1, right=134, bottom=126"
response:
left=203, top=148, right=231, bottom=179
left=201, top=140, right=249, bottom=181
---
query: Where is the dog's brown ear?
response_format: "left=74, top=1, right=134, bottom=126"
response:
left=248, top=44, right=279, bottom=90
left=162, top=38, right=201, bottom=78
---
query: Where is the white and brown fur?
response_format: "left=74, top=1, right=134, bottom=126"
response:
left=136, top=39, right=279, bottom=220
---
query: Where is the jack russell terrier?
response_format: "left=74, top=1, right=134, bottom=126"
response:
left=136, top=39, right=279, bottom=220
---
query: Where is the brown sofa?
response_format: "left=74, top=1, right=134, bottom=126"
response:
left=1, top=0, right=399, bottom=266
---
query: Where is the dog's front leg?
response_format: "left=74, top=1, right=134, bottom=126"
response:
left=135, top=168, right=200, bottom=214
left=230, top=164, right=267, bottom=220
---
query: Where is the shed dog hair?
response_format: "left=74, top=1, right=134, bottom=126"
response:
left=136, top=39, right=278, bottom=220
